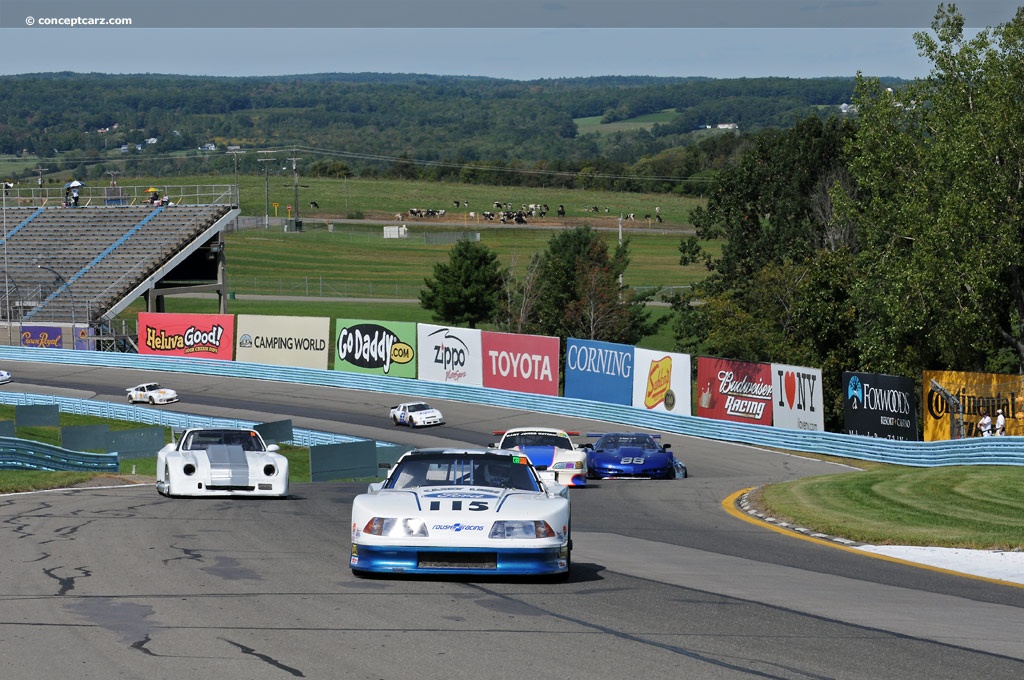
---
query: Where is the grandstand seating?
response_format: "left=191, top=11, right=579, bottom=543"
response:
left=0, top=202, right=236, bottom=329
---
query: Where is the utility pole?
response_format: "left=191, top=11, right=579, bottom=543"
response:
left=34, top=167, right=49, bottom=202
left=287, top=151, right=302, bottom=226
left=256, top=152, right=276, bottom=229
left=226, top=148, right=245, bottom=207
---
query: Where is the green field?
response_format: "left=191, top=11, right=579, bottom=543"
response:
left=574, top=109, right=681, bottom=136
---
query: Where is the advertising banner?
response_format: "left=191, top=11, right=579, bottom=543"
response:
left=696, top=356, right=773, bottom=425
left=923, top=370, right=1021, bottom=440
left=481, top=331, right=559, bottom=396
left=333, top=319, right=417, bottom=377
left=417, top=324, right=483, bottom=386
left=771, top=362, right=825, bottom=431
left=138, top=312, right=235, bottom=359
left=564, top=338, right=634, bottom=405
left=631, top=348, right=692, bottom=415
left=235, top=315, right=331, bottom=369
left=843, top=371, right=918, bottom=440
left=20, top=326, right=63, bottom=349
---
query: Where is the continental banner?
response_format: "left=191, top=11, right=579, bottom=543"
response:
left=333, top=319, right=417, bottom=377
left=632, top=348, right=692, bottom=415
left=236, top=315, right=330, bottom=369
left=923, top=370, right=1022, bottom=440
left=138, top=312, right=235, bottom=360
left=843, top=371, right=918, bottom=440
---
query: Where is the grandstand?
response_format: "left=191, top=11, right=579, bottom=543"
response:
left=0, top=184, right=239, bottom=351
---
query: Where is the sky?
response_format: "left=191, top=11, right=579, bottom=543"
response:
left=0, top=1, right=1016, bottom=81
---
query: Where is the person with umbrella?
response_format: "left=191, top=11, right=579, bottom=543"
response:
left=147, top=187, right=161, bottom=205
left=65, top=180, right=85, bottom=207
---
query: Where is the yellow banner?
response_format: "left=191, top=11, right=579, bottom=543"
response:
left=922, top=370, right=1023, bottom=441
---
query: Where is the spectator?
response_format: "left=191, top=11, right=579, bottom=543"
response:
left=978, top=410, right=993, bottom=437
left=71, top=186, right=79, bottom=207
left=995, top=408, right=1006, bottom=436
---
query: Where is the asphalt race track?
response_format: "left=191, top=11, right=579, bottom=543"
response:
left=1, top=360, right=1023, bottom=680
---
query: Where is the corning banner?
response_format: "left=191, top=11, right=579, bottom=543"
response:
left=564, top=338, right=634, bottom=405
left=334, top=319, right=417, bottom=377
left=138, top=312, right=235, bottom=359
left=417, top=324, right=483, bottom=386
left=20, top=326, right=63, bottom=349
left=771, top=362, right=824, bottom=431
left=480, top=331, right=559, bottom=396
left=923, top=369, right=1022, bottom=440
left=843, top=371, right=918, bottom=440
left=696, top=356, right=773, bottom=425
left=235, top=315, right=330, bottom=369
left=632, top=348, right=692, bottom=415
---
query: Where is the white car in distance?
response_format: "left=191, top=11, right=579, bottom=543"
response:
left=127, top=382, right=179, bottom=405
left=390, top=401, right=445, bottom=427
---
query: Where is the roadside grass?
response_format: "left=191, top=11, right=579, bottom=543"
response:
left=0, top=406, right=312, bottom=488
left=753, top=466, right=1024, bottom=550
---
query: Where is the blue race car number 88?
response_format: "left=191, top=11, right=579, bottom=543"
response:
left=620, top=457, right=646, bottom=464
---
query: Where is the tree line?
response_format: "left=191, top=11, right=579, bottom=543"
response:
left=0, top=72, right=875, bottom=194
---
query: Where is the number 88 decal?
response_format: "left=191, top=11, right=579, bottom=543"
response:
left=620, top=457, right=645, bottom=464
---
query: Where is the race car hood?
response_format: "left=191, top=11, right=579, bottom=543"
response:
left=592, top=446, right=672, bottom=465
left=352, top=485, right=568, bottom=540
left=515, top=445, right=572, bottom=468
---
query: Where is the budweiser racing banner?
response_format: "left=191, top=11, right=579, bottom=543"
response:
left=771, top=362, right=824, bottom=431
left=696, top=357, right=773, bottom=425
left=923, top=369, right=1022, bottom=440
left=843, top=371, right=918, bottom=440
left=138, top=312, right=235, bottom=360
left=632, top=348, right=692, bottom=415
left=333, top=319, right=417, bottom=377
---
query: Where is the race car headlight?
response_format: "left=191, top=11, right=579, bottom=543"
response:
left=362, top=517, right=429, bottom=537
left=550, top=460, right=584, bottom=470
left=488, top=520, right=556, bottom=539
left=263, top=464, right=277, bottom=476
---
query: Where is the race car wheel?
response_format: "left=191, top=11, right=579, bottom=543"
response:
left=149, top=396, right=156, bottom=404
left=392, top=417, right=400, bottom=426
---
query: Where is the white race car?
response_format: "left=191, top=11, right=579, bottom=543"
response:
left=490, top=427, right=588, bottom=487
left=389, top=401, right=445, bottom=427
left=0, top=369, right=11, bottom=384
left=127, top=382, right=179, bottom=405
left=350, top=448, right=571, bottom=578
left=156, top=428, right=289, bottom=498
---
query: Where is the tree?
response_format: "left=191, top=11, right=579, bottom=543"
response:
left=419, top=240, right=505, bottom=328
left=533, top=225, right=662, bottom=344
left=843, top=4, right=1024, bottom=376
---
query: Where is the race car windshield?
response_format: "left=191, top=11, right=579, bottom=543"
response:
left=182, top=429, right=265, bottom=451
left=406, top=403, right=430, bottom=412
left=597, top=434, right=659, bottom=450
left=386, top=454, right=539, bottom=491
left=499, top=433, right=573, bottom=450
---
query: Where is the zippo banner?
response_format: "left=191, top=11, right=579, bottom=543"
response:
left=334, top=319, right=417, bottom=377
left=480, top=330, right=559, bottom=396
left=632, top=348, right=692, bottom=415
left=843, top=371, right=917, bottom=440
left=696, top=356, right=773, bottom=425
left=770, top=362, right=824, bottom=431
left=417, top=324, right=483, bottom=386
left=235, top=315, right=330, bottom=369
left=138, top=312, right=235, bottom=360
left=564, top=338, right=634, bottom=405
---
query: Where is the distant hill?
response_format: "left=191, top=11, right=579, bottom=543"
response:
left=0, top=72, right=905, bottom=191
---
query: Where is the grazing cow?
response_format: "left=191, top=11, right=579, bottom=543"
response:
left=656, top=214, right=663, bottom=223
left=557, top=205, right=566, bottom=217
left=482, top=211, right=495, bottom=220
left=309, top=201, right=320, bottom=209
left=453, top=200, right=460, bottom=207
left=395, top=213, right=403, bottom=220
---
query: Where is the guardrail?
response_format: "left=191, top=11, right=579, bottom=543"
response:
left=0, top=436, right=118, bottom=472
left=0, top=346, right=1021, bottom=467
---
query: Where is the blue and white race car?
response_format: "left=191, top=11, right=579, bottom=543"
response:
left=350, top=448, right=571, bottom=578
left=490, top=427, right=587, bottom=487
left=583, top=432, right=687, bottom=480
left=156, top=427, right=289, bottom=498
